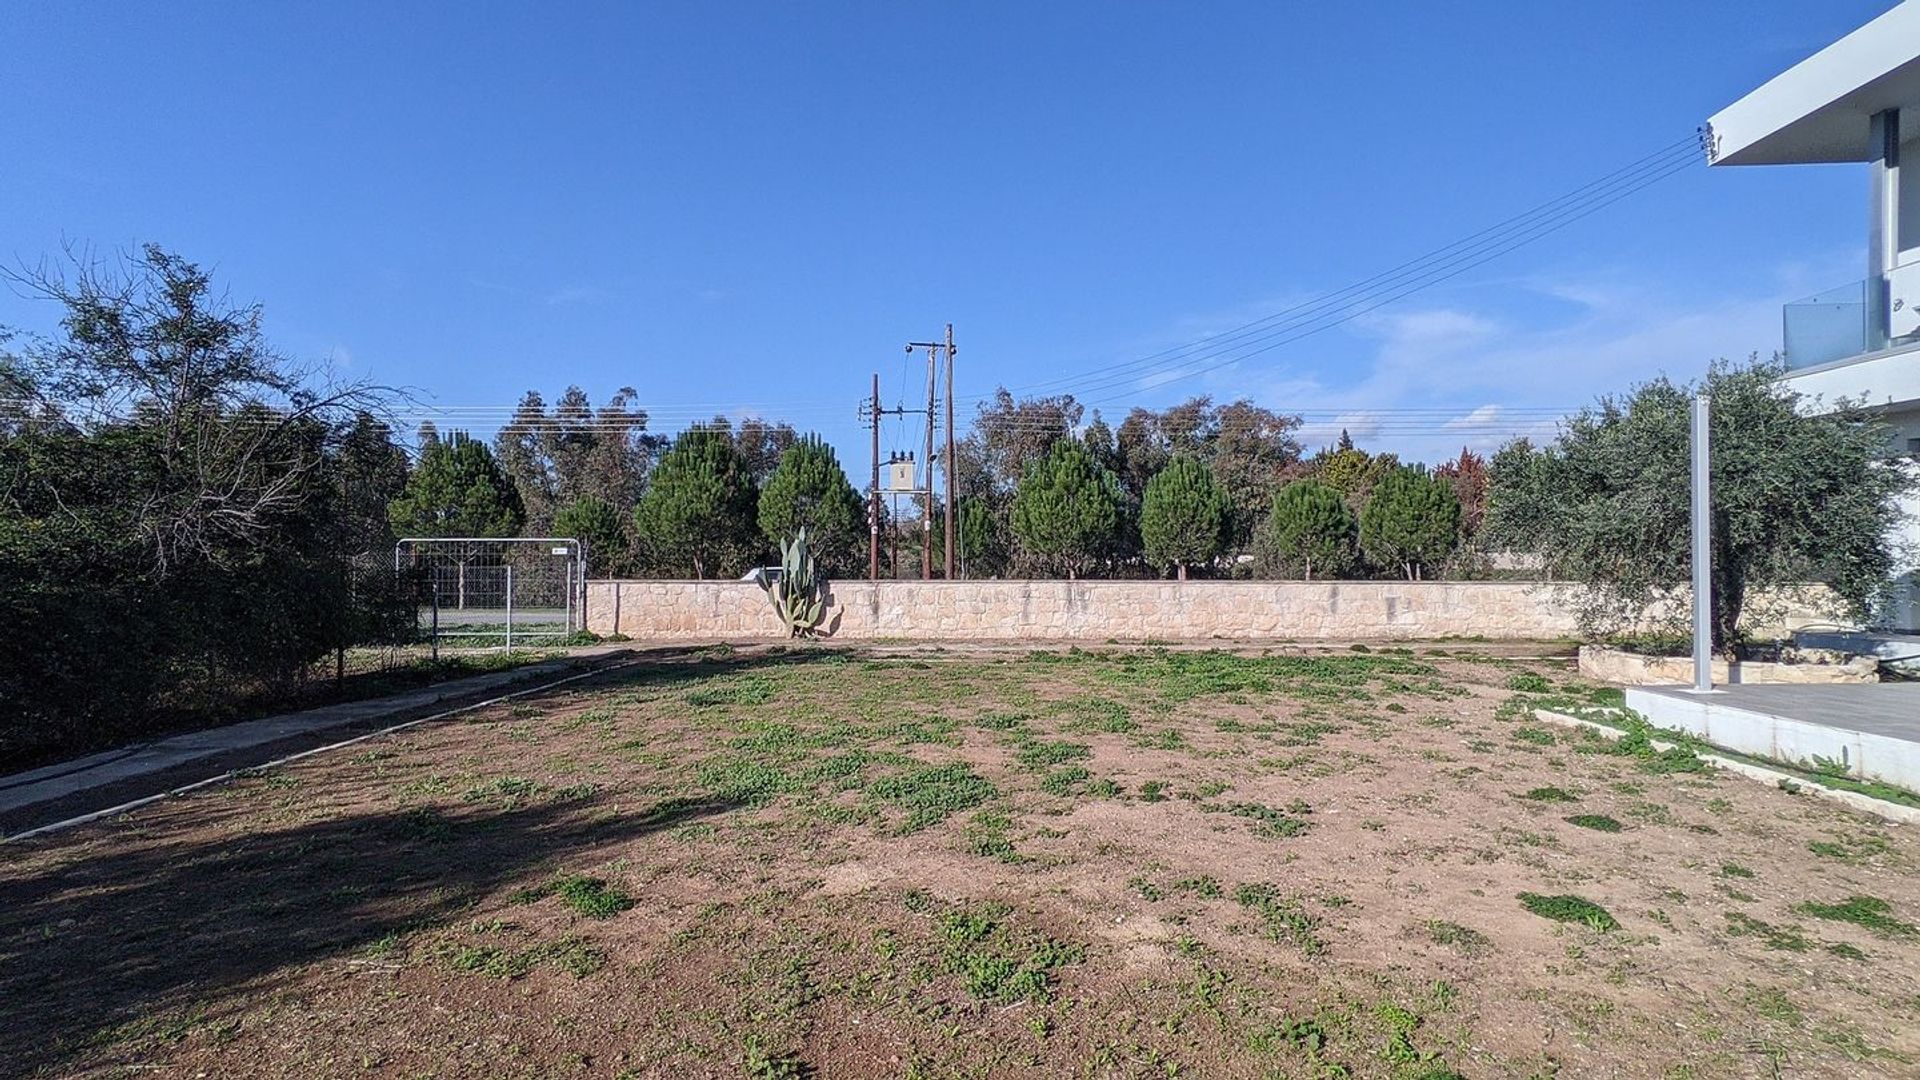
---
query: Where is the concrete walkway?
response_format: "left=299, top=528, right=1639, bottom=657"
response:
left=1628, top=682, right=1920, bottom=793
left=0, top=654, right=614, bottom=817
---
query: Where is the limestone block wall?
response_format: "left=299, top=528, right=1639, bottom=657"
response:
left=584, top=579, right=1604, bottom=641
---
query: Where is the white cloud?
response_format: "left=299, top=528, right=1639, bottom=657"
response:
left=1170, top=271, right=1792, bottom=462
left=1443, top=404, right=1502, bottom=429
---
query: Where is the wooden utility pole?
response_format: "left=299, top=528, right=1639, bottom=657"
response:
left=943, top=323, right=957, bottom=580
left=868, top=373, right=881, bottom=581
left=922, top=344, right=935, bottom=580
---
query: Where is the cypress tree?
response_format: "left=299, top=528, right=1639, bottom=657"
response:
left=1139, top=455, right=1226, bottom=579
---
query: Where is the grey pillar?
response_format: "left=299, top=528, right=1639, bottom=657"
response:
left=1868, top=109, right=1900, bottom=352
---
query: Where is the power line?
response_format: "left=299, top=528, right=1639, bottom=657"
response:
left=990, top=133, right=1704, bottom=404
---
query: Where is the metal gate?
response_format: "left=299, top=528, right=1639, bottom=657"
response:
left=394, top=537, right=585, bottom=652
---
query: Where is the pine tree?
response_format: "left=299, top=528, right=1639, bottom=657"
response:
left=630, top=428, right=760, bottom=579
left=1359, top=468, right=1461, bottom=580
left=757, top=436, right=864, bottom=575
left=1261, top=479, right=1358, bottom=580
left=386, top=432, right=525, bottom=538
left=554, top=495, right=631, bottom=577
left=1009, top=440, right=1123, bottom=578
left=1138, top=456, right=1226, bottom=579
left=957, top=497, right=1010, bottom=578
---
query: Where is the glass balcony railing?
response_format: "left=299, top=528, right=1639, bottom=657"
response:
left=1782, top=279, right=1868, bottom=371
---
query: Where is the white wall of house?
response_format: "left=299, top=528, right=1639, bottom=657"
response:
left=1782, top=356, right=1920, bottom=631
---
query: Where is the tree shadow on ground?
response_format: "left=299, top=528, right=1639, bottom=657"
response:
left=0, top=781, right=740, bottom=1075
left=582, top=640, right=856, bottom=693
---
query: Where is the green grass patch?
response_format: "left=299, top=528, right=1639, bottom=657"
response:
left=1234, top=883, right=1324, bottom=954
left=1013, top=740, right=1092, bottom=770
left=1794, top=896, right=1915, bottom=937
left=684, top=674, right=776, bottom=707
left=1518, top=785, right=1578, bottom=803
left=1724, top=911, right=1811, bottom=952
left=1038, top=765, right=1091, bottom=796
left=1215, top=801, right=1311, bottom=839
left=1517, top=892, right=1618, bottom=932
left=1505, top=672, right=1551, bottom=693
left=1425, top=920, right=1492, bottom=955
left=867, top=761, right=996, bottom=832
left=1564, top=813, right=1624, bottom=833
left=1175, top=875, right=1224, bottom=899
left=936, top=902, right=1083, bottom=1003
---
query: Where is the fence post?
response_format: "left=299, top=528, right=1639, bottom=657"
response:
left=505, top=564, right=514, bottom=653
left=431, top=587, right=439, bottom=664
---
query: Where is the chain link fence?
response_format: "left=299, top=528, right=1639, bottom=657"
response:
left=395, top=538, right=586, bottom=653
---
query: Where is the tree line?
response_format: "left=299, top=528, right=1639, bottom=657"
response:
left=1, top=247, right=410, bottom=766
left=386, top=382, right=1496, bottom=583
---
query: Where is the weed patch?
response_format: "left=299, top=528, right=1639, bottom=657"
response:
left=1517, top=892, right=1618, bottom=932
left=1565, top=814, right=1624, bottom=833
left=1214, top=801, right=1312, bottom=839
left=1518, top=786, right=1578, bottom=803
left=1425, top=920, right=1492, bottom=956
left=1794, top=896, right=1915, bottom=937
left=1234, top=883, right=1325, bottom=954
left=1724, top=912, right=1811, bottom=952
left=936, top=903, right=1083, bottom=1003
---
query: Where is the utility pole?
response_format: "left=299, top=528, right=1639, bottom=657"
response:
left=923, top=344, right=935, bottom=579
left=907, top=331, right=953, bottom=579
left=943, top=323, right=957, bottom=580
left=868, top=373, right=881, bottom=581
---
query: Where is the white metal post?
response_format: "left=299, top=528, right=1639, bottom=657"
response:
left=1690, top=391, right=1714, bottom=693
left=504, top=564, right=514, bottom=653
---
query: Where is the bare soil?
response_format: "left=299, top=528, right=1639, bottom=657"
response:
left=3, top=643, right=1916, bottom=1079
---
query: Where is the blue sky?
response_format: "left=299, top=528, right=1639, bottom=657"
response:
left=0, top=1, right=1896, bottom=466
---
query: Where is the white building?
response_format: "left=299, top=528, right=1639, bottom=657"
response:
left=1707, top=0, right=1920, bottom=630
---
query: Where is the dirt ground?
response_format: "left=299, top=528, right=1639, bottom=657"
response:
left=3, top=643, right=1917, bottom=1079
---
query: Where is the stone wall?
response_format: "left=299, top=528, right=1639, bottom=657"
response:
left=584, top=579, right=1602, bottom=641
left=585, top=579, right=1846, bottom=643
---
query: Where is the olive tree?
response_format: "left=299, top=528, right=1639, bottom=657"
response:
left=1484, top=359, right=1914, bottom=649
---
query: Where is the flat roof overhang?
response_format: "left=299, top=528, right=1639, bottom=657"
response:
left=1706, top=1, right=1920, bottom=166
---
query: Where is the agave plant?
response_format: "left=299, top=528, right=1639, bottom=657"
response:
left=756, top=528, right=827, bottom=637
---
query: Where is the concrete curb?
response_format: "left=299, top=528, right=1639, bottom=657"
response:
left=1533, top=708, right=1920, bottom=826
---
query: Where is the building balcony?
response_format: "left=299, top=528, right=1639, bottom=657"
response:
left=1783, top=279, right=1870, bottom=371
